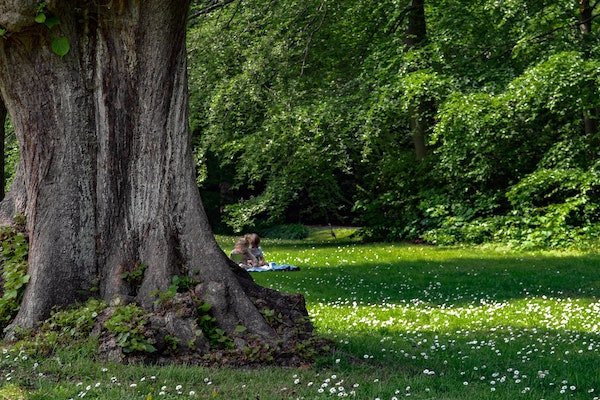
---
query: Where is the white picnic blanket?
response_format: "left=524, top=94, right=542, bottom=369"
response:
left=245, top=262, right=300, bottom=272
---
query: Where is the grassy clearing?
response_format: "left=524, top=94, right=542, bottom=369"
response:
left=1, top=232, right=599, bottom=399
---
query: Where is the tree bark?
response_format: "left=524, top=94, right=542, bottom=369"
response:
left=579, top=0, right=598, bottom=136
left=404, top=0, right=433, bottom=161
left=0, top=0, right=306, bottom=347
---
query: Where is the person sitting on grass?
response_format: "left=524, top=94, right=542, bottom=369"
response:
left=245, top=233, right=268, bottom=266
left=229, top=237, right=258, bottom=269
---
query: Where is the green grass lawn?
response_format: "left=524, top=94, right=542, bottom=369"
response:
left=1, top=232, right=599, bottom=399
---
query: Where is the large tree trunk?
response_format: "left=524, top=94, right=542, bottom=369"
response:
left=0, top=1, right=308, bottom=349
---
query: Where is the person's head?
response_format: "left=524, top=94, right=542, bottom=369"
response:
left=245, top=233, right=261, bottom=248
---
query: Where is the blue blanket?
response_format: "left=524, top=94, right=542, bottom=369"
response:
left=246, top=262, right=300, bottom=272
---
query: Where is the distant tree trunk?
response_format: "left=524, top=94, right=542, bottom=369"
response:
left=579, top=0, right=598, bottom=136
left=404, top=0, right=433, bottom=161
left=0, top=99, right=5, bottom=201
left=0, top=0, right=310, bottom=348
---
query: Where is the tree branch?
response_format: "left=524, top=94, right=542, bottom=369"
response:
left=189, top=0, right=237, bottom=19
left=387, top=5, right=417, bottom=35
left=300, top=0, right=327, bottom=76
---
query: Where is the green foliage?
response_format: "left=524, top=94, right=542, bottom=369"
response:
left=423, top=52, right=600, bottom=247
left=196, top=301, right=233, bottom=348
left=33, top=2, right=68, bottom=56
left=189, top=0, right=366, bottom=230
left=3, top=118, right=19, bottom=193
left=154, top=275, right=196, bottom=304
left=16, top=299, right=107, bottom=355
left=51, top=36, right=70, bottom=57
left=0, top=224, right=29, bottom=328
left=42, top=299, right=106, bottom=340
left=163, top=334, right=180, bottom=353
left=259, top=307, right=282, bottom=326
left=121, top=262, right=147, bottom=288
left=242, top=342, right=276, bottom=363
left=187, top=0, right=600, bottom=248
left=258, top=224, right=310, bottom=240
left=104, top=304, right=156, bottom=354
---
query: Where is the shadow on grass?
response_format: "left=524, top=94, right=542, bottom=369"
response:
left=252, top=254, right=600, bottom=305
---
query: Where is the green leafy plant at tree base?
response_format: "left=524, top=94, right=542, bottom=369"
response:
left=196, top=301, right=233, bottom=348
left=42, top=299, right=106, bottom=339
left=0, top=224, right=30, bottom=329
left=164, top=334, right=181, bottom=353
left=121, top=262, right=147, bottom=288
left=15, top=299, right=107, bottom=355
left=154, top=275, right=197, bottom=304
left=104, top=304, right=156, bottom=354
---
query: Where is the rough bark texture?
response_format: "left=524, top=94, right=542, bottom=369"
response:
left=404, top=0, right=433, bottom=161
left=0, top=0, right=312, bottom=354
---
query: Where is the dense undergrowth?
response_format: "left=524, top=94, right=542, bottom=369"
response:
left=188, top=0, right=600, bottom=250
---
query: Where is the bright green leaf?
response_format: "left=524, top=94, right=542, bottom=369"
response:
left=51, top=36, right=70, bottom=57
left=35, top=13, right=46, bottom=24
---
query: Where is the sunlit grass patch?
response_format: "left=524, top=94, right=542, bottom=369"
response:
left=307, top=226, right=359, bottom=242
left=0, top=384, right=27, bottom=400
left=1, top=232, right=599, bottom=399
